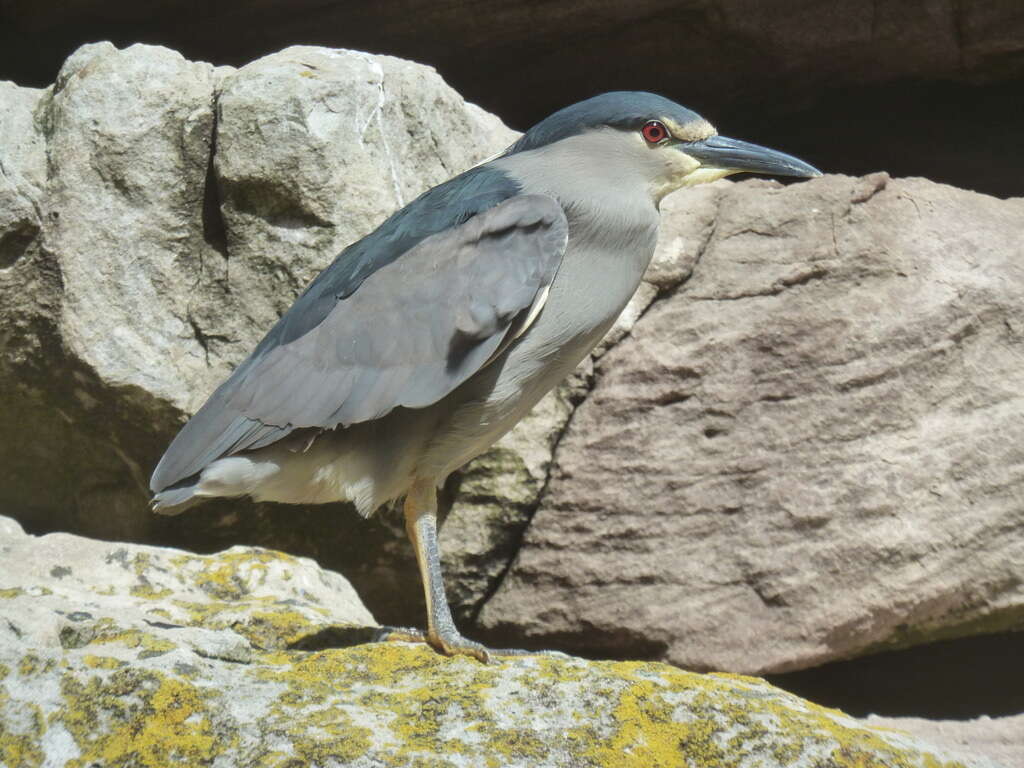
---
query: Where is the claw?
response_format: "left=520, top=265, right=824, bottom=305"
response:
left=376, top=624, right=563, bottom=663
left=375, top=624, right=489, bottom=662
left=429, top=627, right=490, bottom=663
left=374, top=626, right=427, bottom=644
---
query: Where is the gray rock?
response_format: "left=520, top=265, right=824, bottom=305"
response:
left=480, top=173, right=1024, bottom=675
left=44, top=42, right=221, bottom=412
left=0, top=80, right=45, bottom=270
left=1, top=42, right=225, bottom=542
left=0, top=515, right=1004, bottom=768
left=865, top=713, right=1024, bottom=768
left=0, top=514, right=374, bottom=656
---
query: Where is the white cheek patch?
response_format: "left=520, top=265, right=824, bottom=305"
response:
left=650, top=150, right=716, bottom=200
left=678, top=166, right=738, bottom=187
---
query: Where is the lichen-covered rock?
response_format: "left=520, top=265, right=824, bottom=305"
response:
left=480, top=172, right=1024, bottom=675
left=3, top=650, right=1008, bottom=768
left=0, top=514, right=1008, bottom=768
left=0, top=515, right=374, bottom=664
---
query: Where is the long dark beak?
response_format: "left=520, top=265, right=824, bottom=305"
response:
left=683, top=135, right=821, bottom=178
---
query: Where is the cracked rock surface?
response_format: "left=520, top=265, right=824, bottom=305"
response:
left=0, top=515, right=1009, bottom=768
left=480, top=173, right=1024, bottom=676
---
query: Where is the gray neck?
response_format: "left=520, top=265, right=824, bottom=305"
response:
left=494, top=128, right=661, bottom=244
left=492, top=131, right=661, bottom=349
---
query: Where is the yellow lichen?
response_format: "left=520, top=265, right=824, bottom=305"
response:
left=0, top=587, right=24, bottom=599
left=60, top=669, right=223, bottom=767
left=569, top=660, right=966, bottom=768
left=18, top=655, right=47, bottom=677
left=0, top=695, right=44, bottom=768
left=170, top=597, right=238, bottom=625
left=251, top=646, right=605, bottom=765
left=15, top=654, right=57, bottom=678
left=246, top=609, right=325, bottom=648
left=90, top=628, right=177, bottom=656
left=255, top=650, right=295, bottom=666
left=130, top=583, right=173, bottom=599
left=130, top=551, right=153, bottom=575
left=0, top=586, right=973, bottom=768
left=83, top=655, right=125, bottom=670
left=167, top=593, right=330, bottom=649
left=575, top=662, right=730, bottom=768
left=171, top=549, right=298, bottom=601
left=244, top=644, right=968, bottom=767
left=756, top=684, right=968, bottom=768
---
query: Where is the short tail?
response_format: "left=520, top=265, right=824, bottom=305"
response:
left=151, top=480, right=204, bottom=516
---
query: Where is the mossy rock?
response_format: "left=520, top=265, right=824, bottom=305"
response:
left=1, top=642, right=1001, bottom=767
left=0, top=515, right=1004, bottom=767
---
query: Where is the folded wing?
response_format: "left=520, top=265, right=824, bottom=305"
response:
left=150, top=194, right=568, bottom=492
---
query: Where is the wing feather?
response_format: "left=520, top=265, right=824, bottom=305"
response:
left=151, top=194, right=567, bottom=492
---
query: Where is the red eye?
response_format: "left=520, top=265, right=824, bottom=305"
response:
left=642, top=120, right=668, bottom=144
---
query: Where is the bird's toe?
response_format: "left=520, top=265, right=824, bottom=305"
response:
left=374, top=625, right=428, bottom=644
left=429, top=628, right=491, bottom=663
left=374, top=625, right=490, bottom=663
left=487, top=646, right=570, bottom=659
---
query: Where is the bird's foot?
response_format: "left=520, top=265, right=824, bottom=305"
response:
left=373, top=625, right=428, bottom=645
left=428, top=627, right=491, bottom=663
left=487, top=646, right=570, bottom=659
left=373, top=625, right=491, bottom=662
left=374, top=625, right=562, bottom=662
left=379, top=622, right=492, bottom=662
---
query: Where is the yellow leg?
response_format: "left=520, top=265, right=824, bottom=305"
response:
left=404, top=479, right=490, bottom=662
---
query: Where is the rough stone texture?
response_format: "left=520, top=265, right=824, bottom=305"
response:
left=206, top=46, right=515, bottom=404
left=480, top=173, right=1024, bottom=674
left=0, top=517, right=1006, bottom=768
left=0, top=82, right=45, bottom=271
left=866, top=714, right=1024, bottom=768
left=0, top=514, right=375, bottom=661
left=0, top=41, right=220, bottom=541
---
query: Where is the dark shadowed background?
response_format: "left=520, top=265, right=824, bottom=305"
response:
left=2, top=0, right=1023, bottom=197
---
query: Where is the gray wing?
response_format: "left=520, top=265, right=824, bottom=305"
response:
left=151, top=194, right=568, bottom=491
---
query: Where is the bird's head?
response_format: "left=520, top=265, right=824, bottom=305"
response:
left=505, top=92, right=821, bottom=204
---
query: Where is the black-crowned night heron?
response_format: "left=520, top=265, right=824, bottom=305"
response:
left=151, top=91, right=820, bottom=661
